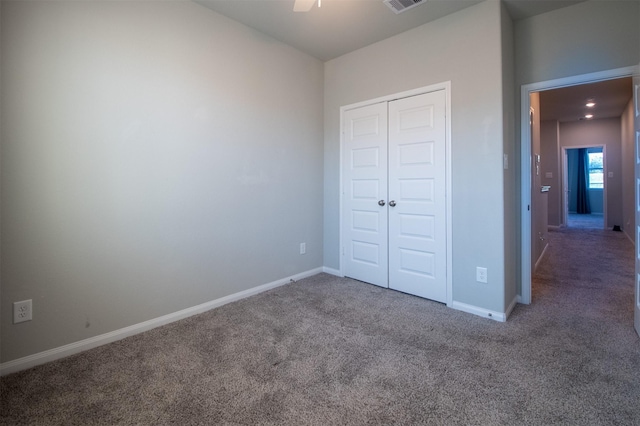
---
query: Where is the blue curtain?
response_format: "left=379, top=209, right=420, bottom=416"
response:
left=576, top=148, right=591, bottom=214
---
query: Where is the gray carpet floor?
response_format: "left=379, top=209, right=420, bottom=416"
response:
left=567, top=213, right=604, bottom=229
left=1, top=227, right=639, bottom=425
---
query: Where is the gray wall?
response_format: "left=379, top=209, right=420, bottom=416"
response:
left=501, top=2, right=517, bottom=310
left=324, top=0, right=511, bottom=313
left=1, top=1, right=324, bottom=363
left=530, top=93, right=548, bottom=269
left=515, top=1, right=640, bottom=87
left=540, top=120, right=560, bottom=226
left=621, top=99, right=636, bottom=241
left=560, top=119, right=622, bottom=227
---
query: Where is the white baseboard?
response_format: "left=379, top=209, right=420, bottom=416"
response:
left=623, top=229, right=635, bottom=246
left=322, top=266, right=341, bottom=276
left=451, top=300, right=507, bottom=322
left=0, top=267, right=323, bottom=376
left=534, top=241, right=549, bottom=273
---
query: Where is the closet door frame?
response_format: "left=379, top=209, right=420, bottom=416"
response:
left=338, top=82, right=452, bottom=307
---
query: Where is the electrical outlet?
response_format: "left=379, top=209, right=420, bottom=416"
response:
left=13, top=299, right=32, bottom=324
left=476, top=267, right=488, bottom=283
left=300, top=242, right=306, bottom=255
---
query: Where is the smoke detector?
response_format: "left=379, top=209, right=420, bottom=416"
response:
left=383, top=0, right=425, bottom=14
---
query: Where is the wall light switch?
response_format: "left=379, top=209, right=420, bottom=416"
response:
left=545, top=172, right=553, bottom=178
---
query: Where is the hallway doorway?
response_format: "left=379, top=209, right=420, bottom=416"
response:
left=563, top=146, right=605, bottom=230
left=520, top=66, right=637, bottom=305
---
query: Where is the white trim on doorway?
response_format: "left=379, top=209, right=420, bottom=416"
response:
left=520, top=66, right=639, bottom=305
left=338, top=82, right=453, bottom=307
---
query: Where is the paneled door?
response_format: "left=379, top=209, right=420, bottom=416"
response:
left=342, top=102, right=389, bottom=288
left=634, top=73, right=640, bottom=337
left=342, top=90, right=447, bottom=302
left=388, top=91, right=447, bottom=302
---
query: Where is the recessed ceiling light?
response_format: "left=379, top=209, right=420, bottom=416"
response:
left=585, top=114, right=593, bottom=119
left=586, top=101, right=596, bottom=107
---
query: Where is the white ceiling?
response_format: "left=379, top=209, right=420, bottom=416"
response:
left=540, top=77, right=634, bottom=123
left=193, top=0, right=586, bottom=61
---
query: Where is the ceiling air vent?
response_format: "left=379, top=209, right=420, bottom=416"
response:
left=383, top=0, right=424, bottom=14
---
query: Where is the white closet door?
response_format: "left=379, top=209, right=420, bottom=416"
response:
left=388, top=90, right=447, bottom=302
left=342, top=102, right=389, bottom=287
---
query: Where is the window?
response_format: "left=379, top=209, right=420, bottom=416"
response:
left=588, top=152, right=603, bottom=189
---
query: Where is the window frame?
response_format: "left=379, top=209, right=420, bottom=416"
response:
left=587, top=151, right=604, bottom=190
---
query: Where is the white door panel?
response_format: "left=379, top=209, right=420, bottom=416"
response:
left=342, top=102, right=388, bottom=287
left=388, top=91, right=447, bottom=302
left=341, top=89, right=447, bottom=303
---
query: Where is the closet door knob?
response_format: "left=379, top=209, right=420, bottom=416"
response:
left=389, top=200, right=396, bottom=207
left=378, top=200, right=386, bottom=206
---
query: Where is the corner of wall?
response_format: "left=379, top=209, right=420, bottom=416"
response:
left=501, top=0, right=517, bottom=310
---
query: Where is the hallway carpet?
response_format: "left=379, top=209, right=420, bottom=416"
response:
left=567, top=213, right=604, bottom=229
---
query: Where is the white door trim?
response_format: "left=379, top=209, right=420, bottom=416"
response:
left=520, top=65, right=639, bottom=304
left=339, top=81, right=452, bottom=307
left=633, top=69, right=640, bottom=337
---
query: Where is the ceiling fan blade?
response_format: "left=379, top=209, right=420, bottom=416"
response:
left=293, top=0, right=316, bottom=12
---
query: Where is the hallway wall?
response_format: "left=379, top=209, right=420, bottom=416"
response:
left=559, top=118, right=622, bottom=228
